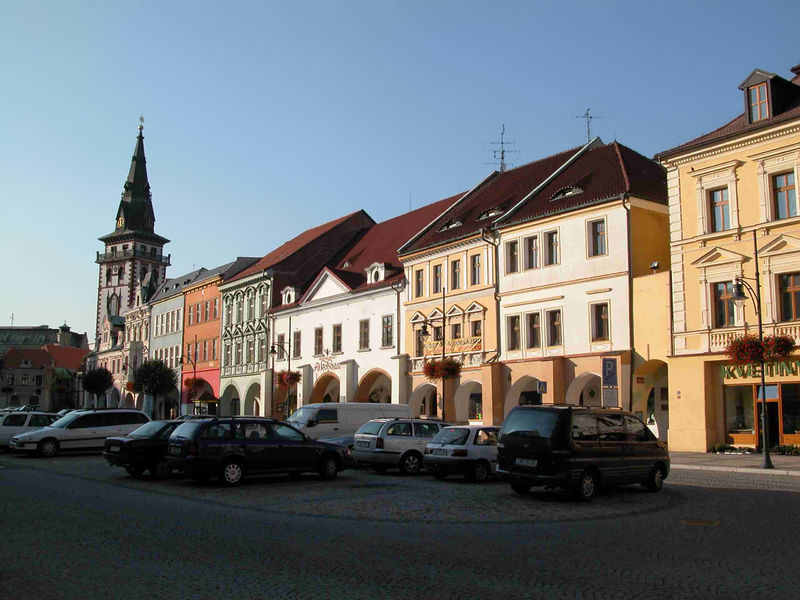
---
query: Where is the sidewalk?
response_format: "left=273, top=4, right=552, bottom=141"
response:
left=670, top=451, right=800, bottom=477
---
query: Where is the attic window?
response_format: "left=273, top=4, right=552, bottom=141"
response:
left=748, top=83, right=769, bottom=122
left=438, top=220, right=462, bottom=232
left=342, top=261, right=351, bottom=268
left=550, top=186, right=583, bottom=201
left=477, top=207, right=504, bottom=220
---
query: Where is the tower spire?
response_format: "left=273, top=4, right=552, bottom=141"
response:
left=115, top=118, right=155, bottom=233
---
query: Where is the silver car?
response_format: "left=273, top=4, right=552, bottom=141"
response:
left=352, top=418, right=448, bottom=475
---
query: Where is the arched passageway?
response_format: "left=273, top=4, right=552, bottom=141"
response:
left=245, top=383, right=261, bottom=416
left=633, top=360, right=669, bottom=441
left=566, top=372, right=602, bottom=407
left=220, top=384, right=241, bottom=416
left=503, top=375, right=543, bottom=418
left=409, top=383, right=438, bottom=418
left=311, top=373, right=340, bottom=404
left=355, top=370, right=391, bottom=403
left=453, top=380, right=482, bottom=423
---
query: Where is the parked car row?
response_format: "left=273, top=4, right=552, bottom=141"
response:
left=4, top=404, right=670, bottom=501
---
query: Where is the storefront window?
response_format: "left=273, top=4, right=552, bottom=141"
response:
left=725, top=386, right=754, bottom=434
left=756, top=384, right=779, bottom=400
left=782, top=384, right=800, bottom=435
left=468, top=392, right=482, bottom=420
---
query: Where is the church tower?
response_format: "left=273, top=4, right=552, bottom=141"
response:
left=95, top=120, right=170, bottom=346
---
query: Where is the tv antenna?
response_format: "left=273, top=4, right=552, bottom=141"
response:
left=9, top=313, right=13, bottom=326
left=576, top=109, right=602, bottom=143
left=486, top=124, right=518, bottom=172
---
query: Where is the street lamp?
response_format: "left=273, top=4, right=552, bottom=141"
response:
left=732, top=230, right=773, bottom=469
left=269, top=336, right=292, bottom=419
left=180, top=336, right=198, bottom=416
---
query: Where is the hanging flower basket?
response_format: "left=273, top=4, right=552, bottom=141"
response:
left=125, top=381, right=136, bottom=392
left=423, top=358, right=462, bottom=381
left=184, top=377, right=207, bottom=390
left=725, top=334, right=795, bottom=365
left=276, top=370, right=301, bottom=389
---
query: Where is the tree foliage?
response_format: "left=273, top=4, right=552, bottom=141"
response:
left=131, top=359, right=177, bottom=397
left=82, top=368, right=113, bottom=397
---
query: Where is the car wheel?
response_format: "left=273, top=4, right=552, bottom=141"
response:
left=575, top=469, right=599, bottom=501
left=220, top=460, right=245, bottom=486
left=318, top=454, right=339, bottom=480
left=644, top=464, right=665, bottom=492
left=433, top=472, right=447, bottom=481
left=399, top=451, right=422, bottom=476
left=37, top=438, right=59, bottom=458
left=510, top=478, right=532, bottom=495
left=150, top=460, right=170, bottom=479
left=470, top=460, right=491, bottom=482
left=125, top=465, right=146, bottom=478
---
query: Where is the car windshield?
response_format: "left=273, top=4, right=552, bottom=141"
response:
left=287, top=407, right=315, bottom=426
left=128, top=421, right=169, bottom=438
left=48, top=412, right=86, bottom=429
left=356, top=421, right=385, bottom=435
left=431, top=427, right=470, bottom=445
left=171, top=421, right=205, bottom=439
left=500, top=409, right=563, bottom=440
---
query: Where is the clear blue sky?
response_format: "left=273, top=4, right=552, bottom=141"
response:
left=1, top=0, right=798, bottom=340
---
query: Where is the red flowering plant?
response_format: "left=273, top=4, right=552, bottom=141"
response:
left=725, top=334, right=795, bottom=365
left=423, top=358, right=462, bottom=381
left=763, top=335, right=795, bottom=362
left=125, top=381, right=136, bottom=392
left=276, top=370, right=302, bottom=389
left=184, top=377, right=206, bottom=390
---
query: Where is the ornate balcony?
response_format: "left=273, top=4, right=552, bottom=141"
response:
left=709, top=323, right=800, bottom=353
left=410, top=350, right=486, bottom=373
left=96, top=249, right=171, bottom=265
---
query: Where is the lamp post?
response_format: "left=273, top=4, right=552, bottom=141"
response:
left=180, top=335, right=197, bottom=416
left=732, top=230, right=773, bottom=469
left=418, top=284, right=448, bottom=422
left=269, top=325, right=292, bottom=419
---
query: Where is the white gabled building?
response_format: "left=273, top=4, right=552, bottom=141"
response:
left=270, top=198, right=453, bottom=412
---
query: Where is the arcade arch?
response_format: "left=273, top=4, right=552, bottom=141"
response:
left=355, top=369, right=392, bottom=403
left=453, top=380, right=482, bottom=423
left=311, top=373, right=340, bottom=404
left=503, top=375, right=543, bottom=418
left=566, top=372, right=602, bottom=407
left=409, top=383, right=437, bottom=418
left=244, top=382, right=261, bottom=416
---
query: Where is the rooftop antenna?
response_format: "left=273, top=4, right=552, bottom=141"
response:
left=576, top=109, right=603, bottom=144
left=10, top=313, right=13, bottom=326
left=486, top=124, right=518, bottom=172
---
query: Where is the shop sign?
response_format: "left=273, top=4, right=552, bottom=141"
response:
left=314, top=350, right=341, bottom=373
left=721, top=360, right=800, bottom=380
left=423, top=336, right=482, bottom=355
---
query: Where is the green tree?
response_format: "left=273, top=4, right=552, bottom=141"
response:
left=131, top=359, right=177, bottom=418
left=82, top=368, right=113, bottom=408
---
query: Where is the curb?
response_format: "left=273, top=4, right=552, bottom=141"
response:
left=671, top=464, right=800, bottom=477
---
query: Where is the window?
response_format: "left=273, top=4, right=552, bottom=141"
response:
left=258, top=337, right=265, bottom=362
left=433, top=264, right=442, bottom=294
left=292, top=331, right=301, bottom=359
left=433, top=326, right=442, bottom=342
left=526, top=313, right=541, bottom=348
left=235, top=342, right=242, bottom=365
left=507, top=315, right=521, bottom=351
left=524, top=236, right=538, bottom=270
left=236, top=297, right=244, bottom=323
left=475, top=429, right=497, bottom=445
left=213, top=298, right=219, bottom=319
left=359, top=319, right=370, bottom=350
left=415, top=329, right=425, bottom=357
left=314, top=327, right=323, bottom=356
left=471, top=320, right=482, bottom=338
left=247, top=295, right=255, bottom=321
left=597, top=413, right=625, bottom=442
left=773, top=172, right=797, bottom=220
left=748, top=83, right=769, bottom=122
left=709, top=188, right=730, bottom=232
left=779, top=273, right=800, bottom=322
left=225, top=302, right=232, bottom=326
left=386, top=422, right=412, bottom=436
left=212, top=338, right=217, bottom=360
left=382, top=315, right=393, bottom=347
left=451, top=260, right=461, bottom=289
left=570, top=413, right=599, bottom=442
left=188, top=305, right=194, bottom=326
left=316, top=408, right=338, bottom=423
left=332, top=324, right=342, bottom=353
left=544, top=231, right=559, bottom=265
left=451, top=323, right=461, bottom=339
left=415, top=270, right=424, bottom=297
left=260, top=291, right=268, bottom=317
left=204, top=301, right=210, bottom=322
left=588, top=219, right=606, bottom=257
left=414, top=422, right=440, bottom=438
left=268, top=423, right=304, bottom=441
left=713, top=282, right=735, bottom=328
left=277, top=334, right=286, bottom=360
left=547, top=310, right=562, bottom=346
left=203, top=340, right=209, bottom=362
left=470, top=254, right=481, bottom=285
left=505, top=240, right=519, bottom=274
left=623, top=415, right=651, bottom=442
left=591, top=303, right=609, bottom=341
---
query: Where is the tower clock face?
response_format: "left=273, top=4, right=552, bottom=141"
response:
left=117, top=217, right=125, bottom=228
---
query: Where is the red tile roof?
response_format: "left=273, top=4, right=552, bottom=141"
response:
left=399, top=146, right=583, bottom=255
left=224, top=210, right=372, bottom=284
left=500, top=142, right=666, bottom=226
left=2, top=348, right=52, bottom=369
left=43, top=345, right=90, bottom=370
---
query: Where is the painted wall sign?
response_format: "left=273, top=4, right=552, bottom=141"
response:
left=313, top=350, right=342, bottom=373
left=721, top=360, right=800, bottom=380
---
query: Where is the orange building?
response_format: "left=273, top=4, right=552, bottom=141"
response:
left=180, top=259, right=257, bottom=414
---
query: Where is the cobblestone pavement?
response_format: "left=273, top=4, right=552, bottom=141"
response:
left=1, top=453, right=799, bottom=599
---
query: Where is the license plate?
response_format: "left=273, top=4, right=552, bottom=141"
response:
left=356, top=440, right=370, bottom=448
left=432, top=448, right=447, bottom=456
left=169, top=446, right=182, bottom=456
left=109, top=445, right=120, bottom=453
left=515, top=458, right=538, bottom=467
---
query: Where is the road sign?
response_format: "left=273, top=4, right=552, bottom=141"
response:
left=602, top=387, right=618, bottom=408
left=537, top=381, right=547, bottom=395
left=602, top=358, right=618, bottom=387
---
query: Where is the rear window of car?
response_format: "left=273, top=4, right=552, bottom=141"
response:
left=500, top=408, right=563, bottom=440
left=28, top=414, right=53, bottom=427
left=432, top=427, right=469, bottom=445
left=414, top=422, right=440, bottom=438
left=171, top=421, right=205, bottom=439
left=356, top=421, right=385, bottom=436
left=3, top=414, right=27, bottom=427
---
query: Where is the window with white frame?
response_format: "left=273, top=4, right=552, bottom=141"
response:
left=415, top=269, right=424, bottom=297
left=544, top=231, right=559, bottom=266
left=382, top=315, right=393, bottom=347
left=451, top=260, right=461, bottom=289
left=524, top=235, right=539, bottom=270
left=779, top=272, right=800, bottom=322
left=526, top=312, right=541, bottom=348
left=712, top=282, right=735, bottom=329
left=507, top=315, right=521, bottom=351
left=276, top=334, right=286, bottom=360
left=332, top=324, right=342, bottom=353
left=591, top=303, right=610, bottom=341
left=709, top=188, right=731, bottom=232
left=433, top=264, right=442, bottom=294
left=314, top=327, right=323, bottom=356
left=506, top=240, right=519, bottom=274
left=292, top=331, right=301, bottom=359
left=470, top=254, right=481, bottom=285
left=359, top=319, right=370, bottom=350
left=773, top=172, right=797, bottom=220
left=588, top=219, right=606, bottom=257
left=546, top=309, right=562, bottom=346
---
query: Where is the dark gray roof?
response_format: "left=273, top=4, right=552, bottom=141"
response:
left=0, top=326, right=88, bottom=358
left=149, top=268, right=208, bottom=303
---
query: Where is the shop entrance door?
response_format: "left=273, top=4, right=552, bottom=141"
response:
left=757, top=402, right=780, bottom=448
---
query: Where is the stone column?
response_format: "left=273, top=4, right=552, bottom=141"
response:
left=391, top=354, right=409, bottom=405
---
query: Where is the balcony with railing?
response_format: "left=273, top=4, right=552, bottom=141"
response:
left=708, top=322, right=800, bottom=353
left=410, top=336, right=485, bottom=372
left=96, top=248, right=171, bottom=265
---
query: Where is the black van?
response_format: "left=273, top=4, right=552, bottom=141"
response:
left=497, top=406, right=669, bottom=500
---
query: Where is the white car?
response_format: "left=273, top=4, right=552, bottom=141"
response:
left=9, top=409, right=150, bottom=457
left=352, top=418, right=449, bottom=475
left=423, top=425, right=500, bottom=482
left=0, top=411, right=59, bottom=447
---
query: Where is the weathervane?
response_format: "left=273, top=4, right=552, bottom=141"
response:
left=576, top=108, right=602, bottom=144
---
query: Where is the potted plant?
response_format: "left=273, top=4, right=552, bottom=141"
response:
left=276, top=370, right=302, bottom=388
left=423, top=357, right=462, bottom=381
left=725, top=334, right=795, bottom=365
left=763, top=334, right=795, bottom=362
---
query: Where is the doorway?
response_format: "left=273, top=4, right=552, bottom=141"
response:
left=757, top=402, right=780, bottom=448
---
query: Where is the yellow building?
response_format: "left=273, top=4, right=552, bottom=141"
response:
left=399, top=140, right=669, bottom=427
left=657, top=64, right=800, bottom=451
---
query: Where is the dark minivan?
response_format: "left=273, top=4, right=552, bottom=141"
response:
left=497, top=406, right=669, bottom=500
left=166, top=417, right=353, bottom=486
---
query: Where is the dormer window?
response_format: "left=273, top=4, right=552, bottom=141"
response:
left=748, top=83, right=769, bottom=122
left=438, top=220, right=462, bottom=232
left=281, top=287, right=296, bottom=305
left=477, top=207, right=504, bottom=220
left=550, top=186, right=583, bottom=201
